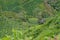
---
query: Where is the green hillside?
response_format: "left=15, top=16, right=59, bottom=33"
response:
left=0, top=0, right=60, bottom=40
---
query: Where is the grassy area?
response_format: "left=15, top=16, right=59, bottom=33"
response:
left=0, top=0, right=60, bottom=40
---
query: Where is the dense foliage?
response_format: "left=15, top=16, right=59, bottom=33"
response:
left=0, top=0, right=60, bottom=40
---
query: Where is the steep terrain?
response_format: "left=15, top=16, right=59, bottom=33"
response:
left=0, top=0, right=60, bottom=40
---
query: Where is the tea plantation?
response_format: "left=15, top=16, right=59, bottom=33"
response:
left=0, top=0, right=60, bottom=40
